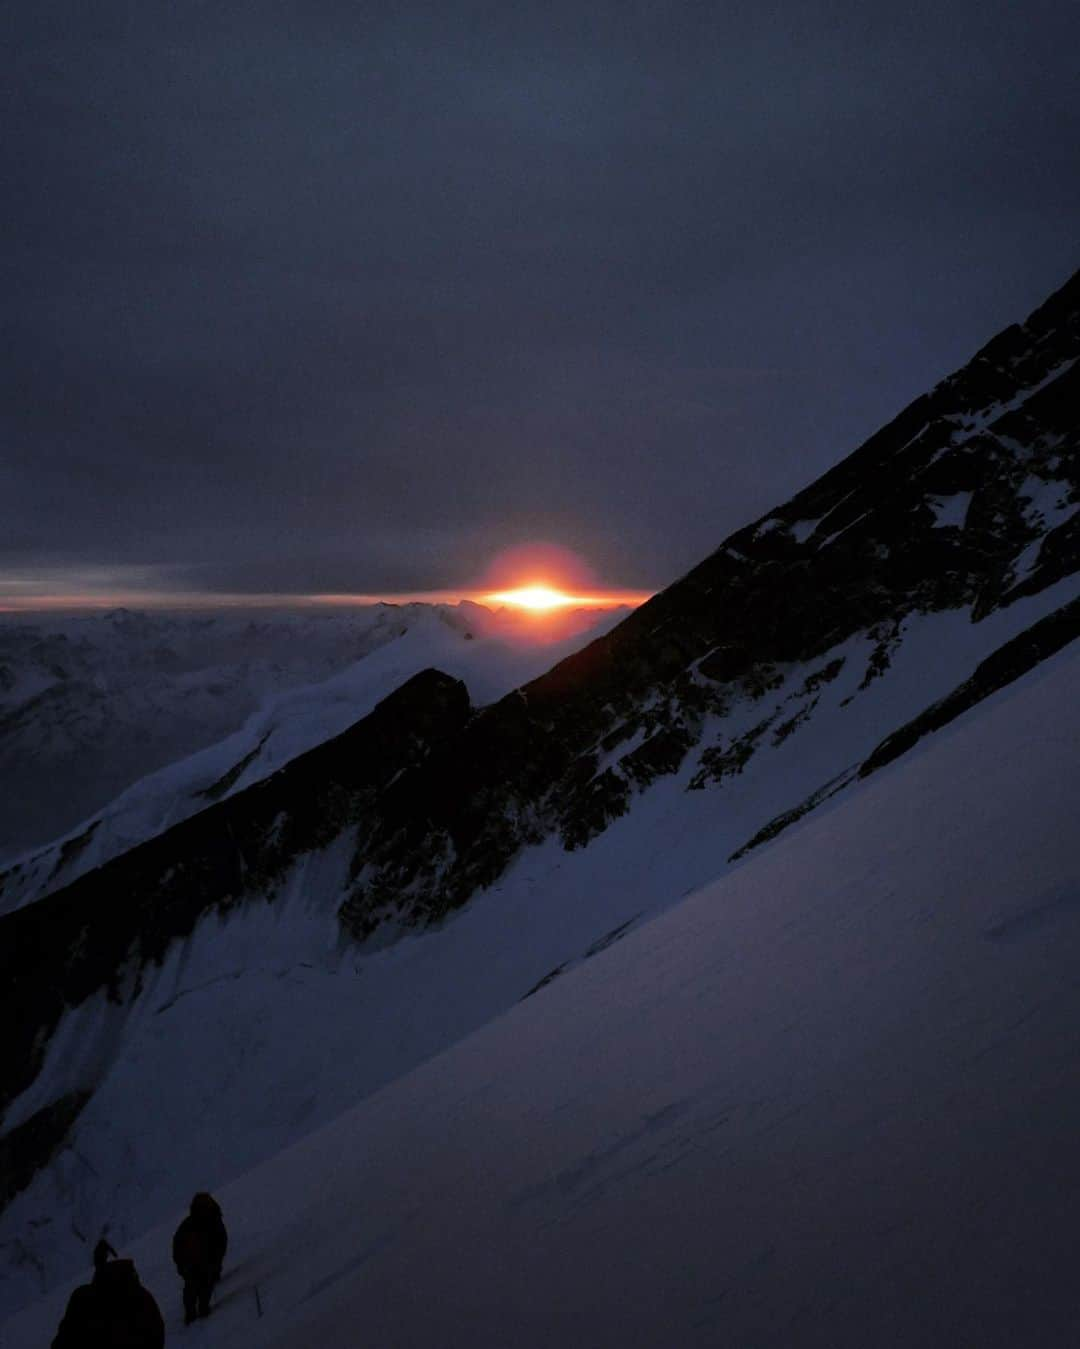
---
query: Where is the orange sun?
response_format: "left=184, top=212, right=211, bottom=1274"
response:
left=484, top=583, right=581, bottom=611
left=474, top=544, right=653, bottom=615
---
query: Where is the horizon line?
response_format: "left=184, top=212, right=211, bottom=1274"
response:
left=0, top=588, right=658, bottom=615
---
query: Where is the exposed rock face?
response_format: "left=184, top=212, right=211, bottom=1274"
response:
left=339, top=268, right=1079, bottom=935
left=728, top=593, right=1080, bottom=863
left=858, top=594, right=1080, bottom=779
left=0, top=1092, right=90, bottom=1212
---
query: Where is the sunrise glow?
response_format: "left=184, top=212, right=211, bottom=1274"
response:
left=472, top=544, right=651, bottom=614
left=484, top=584, right=583, bottom=611
left=0, top=543, right=655, bottom=616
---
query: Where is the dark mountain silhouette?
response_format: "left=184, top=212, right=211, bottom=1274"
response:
left=337, top=266, right=1079, bottom=931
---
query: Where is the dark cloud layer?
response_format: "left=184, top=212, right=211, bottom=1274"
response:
left=5, top=1, right=1079, bottom=597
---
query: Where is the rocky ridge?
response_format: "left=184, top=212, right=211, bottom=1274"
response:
left=338, top=268, right=1079, bottom=934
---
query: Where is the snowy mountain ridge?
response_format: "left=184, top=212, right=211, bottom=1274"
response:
left=0, top=604, right=462, bottom=863
left=333, top=267, right=1079, bottom=937
left=0, top=603, right=625, bottom=913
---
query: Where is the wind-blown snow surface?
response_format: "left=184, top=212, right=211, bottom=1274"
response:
left=0, top=603, right=626, bottom=909
left=8, top=639, right=1079, bottom=1348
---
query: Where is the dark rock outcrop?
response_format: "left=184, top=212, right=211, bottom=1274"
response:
left=0, top=1091, right=91, bottom=1210
left=859, top=594, right=1080, bottom=778
left=729, top=594, right=1080, bottom=861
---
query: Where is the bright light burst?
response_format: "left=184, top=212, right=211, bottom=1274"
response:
left=484, top=584, right=581, bottom=611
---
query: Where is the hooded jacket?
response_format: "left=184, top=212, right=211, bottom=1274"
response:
left=172, top=1192, right=228, bottom=1281
left=52, top=1259, right=164, bottom=1349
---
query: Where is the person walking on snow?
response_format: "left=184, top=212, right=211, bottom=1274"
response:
left=52, top=1257, right=164, bottom=1349
left=172, top=1191, right=228, bottom=1324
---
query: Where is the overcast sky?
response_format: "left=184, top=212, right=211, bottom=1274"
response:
left=5, top=1, right=1079, bottom=602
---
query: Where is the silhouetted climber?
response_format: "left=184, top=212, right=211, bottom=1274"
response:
left=52, top=1257, right=164, bottom=1349
left=92, top=1236, right=117, bottom=1279
left=172, top=1191, right=228, bottom=1324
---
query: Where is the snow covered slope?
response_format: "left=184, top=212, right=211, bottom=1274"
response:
left=7, top=636, right=1079, bottom=1349
left=0, top=604, right=625, bottom=912
left=0, top=584, right=1074, bottom=1324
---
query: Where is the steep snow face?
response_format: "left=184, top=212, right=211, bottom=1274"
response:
left=7, top=640, right=1079, bottom=1349
left=0, top=605, right=627, bottom=908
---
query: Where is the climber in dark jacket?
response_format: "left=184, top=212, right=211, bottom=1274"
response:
left=52, top=1257, right=164, bottom=1349
left=172, top=1191, right=228, bottom=1323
